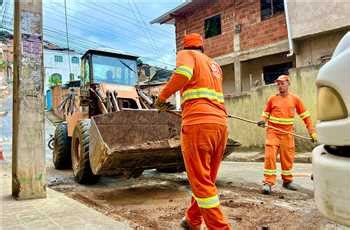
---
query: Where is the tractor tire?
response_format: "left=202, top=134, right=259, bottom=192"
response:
left=71, top=119, right=100, bottom=184
left=53, top=123, right=72, bottom=169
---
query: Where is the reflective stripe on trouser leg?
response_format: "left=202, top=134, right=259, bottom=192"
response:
left=193, top=194, right=220, bottom=208
left=181, top=124, right=231, bottom=230
left=280, top=134, right=295, bottom=183
left=263, top=144, right=278, bottom=185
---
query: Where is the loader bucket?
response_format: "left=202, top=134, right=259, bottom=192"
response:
left=89, top=110, right=183, bottom=175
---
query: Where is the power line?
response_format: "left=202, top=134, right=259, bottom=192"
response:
left=43, top=2, right=176, bottom=57
left=110, top=1, right=172, bottom=35
left=2, top=0, right=173, bottom=66
left=2, top=22, right=175, bottom=68
left=54, top=1, right=173, bottom=39
left=63, top=0, right=72, bottom=75
left=2, top=15, right=171, bottom=58
left=1, top=0, right=8, bottom=27
left=43, top=7, right=167, bottom=53
left=128, top=0, right=160, bottom=57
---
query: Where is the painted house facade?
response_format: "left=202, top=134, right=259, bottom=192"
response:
left=43, top=48, right=82, bottom=93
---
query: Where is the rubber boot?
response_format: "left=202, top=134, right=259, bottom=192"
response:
left=262, top=184, right=272, bottom=195
left=180, top=217, right=200, bottom=230
left=282, top=182, right=298, bottom=191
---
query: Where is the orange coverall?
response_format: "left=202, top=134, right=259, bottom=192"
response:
left=261, top=93, right=315, bottom=185
left=159, top=49, right=230, bottom=230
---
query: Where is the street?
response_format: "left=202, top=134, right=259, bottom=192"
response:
left=2, top=1, right=350, bottom=228
left=0, top=83, right=341, bottom=229
left=43, top=160, right=336, bottom=229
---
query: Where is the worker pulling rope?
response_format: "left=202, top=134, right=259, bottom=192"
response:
left=227, top=114, right=312, bottom=141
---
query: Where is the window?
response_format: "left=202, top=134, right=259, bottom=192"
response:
left=91, top=55, right=137, bottom=86
left=204, top=15, right=221, bottom=39
left=263, top=62, right=293, bottom=84
left=261, top=0, right=284, bottom=20
left=54, top=55, right=63, bottom=63
left=69, top=73, right=74, bottom=81
left=71, top=56, right=79, bottom=64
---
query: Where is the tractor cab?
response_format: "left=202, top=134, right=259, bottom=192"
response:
left=81, top=48, right=138, bottom=87
left=79, top=49, right=142, bottom=115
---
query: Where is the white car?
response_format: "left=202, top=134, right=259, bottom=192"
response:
left=313, top=31, right=350, bottom=226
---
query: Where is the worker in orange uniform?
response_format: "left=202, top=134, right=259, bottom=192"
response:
left=155, top=33, right=231, bottom=230
left=257, top=75, right=317, bottom=194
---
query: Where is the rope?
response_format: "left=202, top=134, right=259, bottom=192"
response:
left=165, top=110, right=311, bottom=140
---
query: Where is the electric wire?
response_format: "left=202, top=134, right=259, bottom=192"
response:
left=1, top=1, right=176, bottom=68
left=63, top=0, right=72, bottom=76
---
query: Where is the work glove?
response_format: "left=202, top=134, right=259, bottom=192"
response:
left=257, top=120, right=266, bottom=128
left=155, top=98, right=172, bottom=112
left=310, top=132, right=318, bottom=143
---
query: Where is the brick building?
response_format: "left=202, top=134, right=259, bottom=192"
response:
left=153, top=0, right=350, bottom=149
left=152, top=0, right=295, bottom=95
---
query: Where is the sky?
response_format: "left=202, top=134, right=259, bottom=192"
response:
left=1, top=0, right=184, bottom=68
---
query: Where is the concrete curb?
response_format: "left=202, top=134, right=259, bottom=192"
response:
left=1, top=164, right=131, bottom=229
left=225, top=151, right=312, bottom=163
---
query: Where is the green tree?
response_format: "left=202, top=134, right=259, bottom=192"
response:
left=0, top=59, right=5, bottom=70
left=49, top=73, right=62, bottom=86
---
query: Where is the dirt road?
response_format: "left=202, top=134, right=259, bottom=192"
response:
left=1, top=82, right=337, bottom=229
left=46, top=161, right=339, bottom=229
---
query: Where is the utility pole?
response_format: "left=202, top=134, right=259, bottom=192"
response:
left=12, top=0, right=46, bottom=199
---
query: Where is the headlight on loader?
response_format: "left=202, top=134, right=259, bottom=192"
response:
left=317, top=86, right=348, bottom=121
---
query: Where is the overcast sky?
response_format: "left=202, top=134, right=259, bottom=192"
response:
left=1, top=0, right=183, bottom=68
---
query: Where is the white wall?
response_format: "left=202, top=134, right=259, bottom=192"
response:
left=287, top=0, right=350, bottom=39
left=295, top=29, right=348, bottom=67
left=44, top=49, right=82, bottom=94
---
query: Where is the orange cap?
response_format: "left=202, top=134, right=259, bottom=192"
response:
left=275, top=75, right=289, bottom=82
left=183, top=33, right=203, bottom=48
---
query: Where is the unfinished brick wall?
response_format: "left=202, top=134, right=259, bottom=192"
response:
left=175, top=0, right=288, bottom=58
left=175, top=0, right=235, bottom=58
left=237, top=0, right=287, bottom=50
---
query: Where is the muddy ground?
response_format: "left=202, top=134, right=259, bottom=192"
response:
left=46, top=163, right=338, bottom=230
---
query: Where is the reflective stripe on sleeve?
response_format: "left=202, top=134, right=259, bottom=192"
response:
left=299, top=110, right=311, bottom=120
left=174, top=65, right=193, bottom=80
left=192, top=194, right=220, bottom=209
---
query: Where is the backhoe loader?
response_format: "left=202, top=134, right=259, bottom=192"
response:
left=52, top=48, right=239, bottom=184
